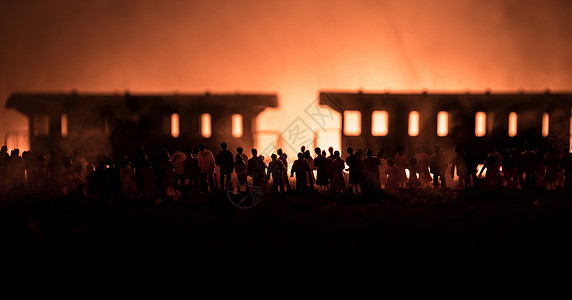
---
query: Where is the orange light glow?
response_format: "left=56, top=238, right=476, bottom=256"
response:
left=475, top=111, right=486, bottom=137
left=343, top=110, right=361, bottom=136
left=508, top=112, right=517, bottom=137
left=372, top=110, right=388, bottom=136
left=171, top=113, right=180, bottom=138
left=232, top=114, right=243, bottom=138
left=437, top=111, right=448, bottom=137
left=61, top=114, right=68, bottom=138
left=408, top=111, right=419, bottom=136
left=542, top=113, right=549, bottom=137
left=201, top=113, right=211, bottom=138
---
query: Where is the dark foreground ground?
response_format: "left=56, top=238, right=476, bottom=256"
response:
left=3, top=187, right=572, bottom=282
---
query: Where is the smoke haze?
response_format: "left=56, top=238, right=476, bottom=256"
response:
left=1, top=0, right=571, bottom=148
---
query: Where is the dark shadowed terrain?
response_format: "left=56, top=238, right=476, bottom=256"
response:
left=2, top=188, right=572, bottom=282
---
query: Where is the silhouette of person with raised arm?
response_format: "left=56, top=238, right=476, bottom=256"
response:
left=363, top=149, right=382, bottom=191
left=215, top=142, right=234, bottom=191
left=291, top=152, right=310, bottom=192
left=429, top=144, right=447, bottom=189
left=197, top=143, right=215, bottom=192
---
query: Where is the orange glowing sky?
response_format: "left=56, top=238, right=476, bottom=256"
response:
left=1, top=0, right=571, bottom=149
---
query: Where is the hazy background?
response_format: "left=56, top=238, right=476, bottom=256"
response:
left=1, top=0, right=571, bottom=152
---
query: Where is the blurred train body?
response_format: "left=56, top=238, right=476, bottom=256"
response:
left=6, top=92, right=277, bottom=160
left=320, top=91, right=572, bottom=159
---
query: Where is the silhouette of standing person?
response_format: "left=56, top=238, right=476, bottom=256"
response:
left=520, top=143, right=538, bottom=188
left=363, top=149, right=382, bottom=191
left=429, top=145, right=447, bottom=189
left=394, top=145, right=408, bottom=188
left=268, top=154, right=286, bottom=193
left=0, top=145, right=9, bottom=191
left=450, top=146, right=469, bottom=188
left=314, top=147, right=330, bottom=190
left=277, top=148, right=291, bottom=192
left=291, top=152, right=310, bottom=192
left=247, top=149, right=265, bottom=189
left=330, top=150, right=345, bottom=193
left=215, top=142, right=234, bottom=191
left=197, top=143, right=215, bottom=192
left=345, top=146, right=363, bottom=194
left=170, top=147, right=187, bottom=191
left=543, top=145, right=561, bottom=190
left=234, top=153, right=247, bottom=192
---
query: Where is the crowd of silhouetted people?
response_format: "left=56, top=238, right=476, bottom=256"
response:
left=1, top=140, right=572, bottom=200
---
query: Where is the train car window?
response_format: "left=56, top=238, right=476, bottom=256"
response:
left=201, top=113, right=212, bottom=138
left=171, top=113, right=180, bottom=138
left=475, top=111, right=486, bottom=137
left=232, top=114, right=243, bottom=138
left=437, top=111, right=448, bottom=137
left=542, top=113, right=549, bottom=137
left=371, top=111, right=388, bottom=136
left=508, top=112, right=518, bottom=137
left=61, top=114, right=68, bottom=138
left=408, top=111, right=419, bottom=136
left=343, top=110, right=361, bottom=136
left=33, top=114, right=50, bottom=136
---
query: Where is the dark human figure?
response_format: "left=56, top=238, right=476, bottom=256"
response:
left=277, top=148, right=291, bottom=192
left=134, top=146, right=148, bottom=193
left=464, top=145, right=478, bottom=187
left=326, top=147, right=335, bottom=187
left=291, top=152, right=310, bottom=192
left=314, top=147, right=330, bottom=189
left=215, top=142, right=234, bottom=191
left=237, top=147, right=249, bottom=164
left=385, top=158, right=400, bottom=191
left=247, top=149, right=266, bottom=189
left=363, top=149, right=382, bottom=191
left=543, top=145, right=561, bottom=190
left=234, top=154, right=247, bottom=191
left=414, top=147, right=431, bottom=188
left=450, top=146, right=469, bottom=188
left=346, top=147, right=363, bottom=193
left=7, top=149, right=25, bottom=190
left=153, top=147, right=167, bottom=192
left=0, top=145, right=9, bottom=191
left=429, top=145, right=447, bottom=189
left=479, top=153, right=501, bottom=187
left=268, top=154, right=286, bottom=193
left=561, top=146, right=572, bottom=189
left=502, top=149, right=519, bottom=189
left=407, top=157, right=420, bottom=189
left=197, top=143, right=216, bottom=192
left=170, top=147, right=187, bottom=191
left=520, top=143, right=538, bottom=188
left=120, top=159, right=137, bottom=199
left=184, top=148, right=201, bottom=193
left=161, top=152, right=175, bottom=197
left=304, top=150, right=315, bottom=191
left=141, top=159, right=156, bottom=199
left=394, top=145, right=408, bottom=188
left=330, top=151, right=345, bottom=192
